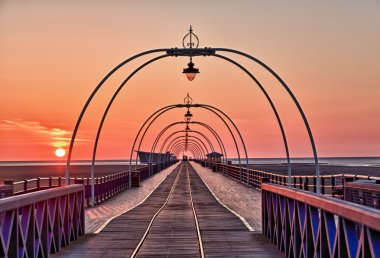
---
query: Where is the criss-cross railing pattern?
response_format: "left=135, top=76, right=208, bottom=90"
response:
left=262, top=181, right=380, bottom=258
left=0, top=185, right=84, bottom=257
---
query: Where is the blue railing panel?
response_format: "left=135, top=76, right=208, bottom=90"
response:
left=262, top=182, right=380, bottom=258
left=0, top=185, right=84, bottom=257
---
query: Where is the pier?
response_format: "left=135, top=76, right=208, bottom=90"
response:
left=53, top=162, right=283, bottom=257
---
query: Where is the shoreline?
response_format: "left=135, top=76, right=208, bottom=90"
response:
left=0, top=162, right=379, bottom=184
left=0, top=164, right=146, bottom=183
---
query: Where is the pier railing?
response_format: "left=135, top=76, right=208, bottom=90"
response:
left=1, top=161, right=177, bottom=207
left=197, top=160, right=380, bottom=199
left=0, top=185, right=85, bottom=257
left=261, top=181, right=380, bottom=258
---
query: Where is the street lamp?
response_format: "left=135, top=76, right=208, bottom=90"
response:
left=183, top=57, right=199, bottom=81
left=182, top=26, right=199, bottom=81
left=184, top=109, right=193, bottom=122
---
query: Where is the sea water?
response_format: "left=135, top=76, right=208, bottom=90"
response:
left=228, top=157, right=380, bottom=167
left=1, top=157, right=379, bottom=167
left=0, top=160, right=142, bottom=166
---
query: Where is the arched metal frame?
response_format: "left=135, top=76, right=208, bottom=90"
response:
left=172, top=144, right=202, bottom=160
left=172, top=145, right=200, bottom=160
left=66, top=47, right=320, bottom=199
left=171, top=142, right=204, bottom=160
left=147, top=121, right=229, bottom=177
left=159, top=130, right=215, bottom=154
left=141, top=104, right=250, bottom=180
left=164, top=135, right=209, bottom=156
left=167, top=137, right=208, bottom=155
left=128, top=103, right=245, bottom=186
left=171, top=140, right=204, bottom=155
left=141, top=121, right=229, bottom=177
left=170, top=140, right=204, bottom=155
left=146, top=121, right=230, bottom=170
left=171, top=141, right=203, bottom=158
left=131, top=103, right=248, bottom=171
left=157, top=129, right=215, bottom=171
left=172, top=145, right=201, bottom=160
left=170, top=140, right=206, bottom=157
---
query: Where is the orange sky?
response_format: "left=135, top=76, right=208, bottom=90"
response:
left=0, top=1, right=379, bottom=161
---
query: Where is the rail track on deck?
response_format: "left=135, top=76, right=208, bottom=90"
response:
left=131, top=162, right=204, bottom=257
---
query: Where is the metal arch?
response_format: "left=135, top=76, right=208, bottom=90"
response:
left=171, top=142, right=204, bottom=159
left=196, top=105, right=249, bottom=169
left=157, top=130, right=215, bottom=171
left=159, top=131, right=213, bottom=155
left=204, top=54, right=292, bottom=186
left=192, top=105, right=248, bottom=179
left=163, top=136, right=208, bottom=157
left=172, top=144, right=202, bottom=160
left=209, top=55, right=291, bottom=185
left=129, top=105, right=178, bottom=173
left=170, top=140, right=205, bottom=157
left=171, top=142, right=202, bottom=158
left=133, top=104, right=233, bottom=171
left=190, top=121, right=229, bottom=173
left=88, top=54, right=169, bottom=206
left=158, top=130, right=215, bottom=164
left=166, top=136, right=208, bottom=155
left=136, top=120, right=228, bottom=169
left=172, top=144, right=202, bottom=162
left=172, top=145, right=200, bottom=161
left=147, top=121, right=229, bottom=171
left=171, top=142, right=203, bottom=157
left=168, top=139, right=207, bottom=160
left=144, top=120, right=229, bottom=176
left=129, top=103, right=246, bottom=174
left=66, top=48, right=169, bottom=185
left=132, top=106, right=178, bottom=170
left=172, top=143, right=202, bottom=159
left=159, top=130, right=214, bottom=154
left=147, top=121, right=226, bottom=176
left=148, top=107, right=244, bottom=172
left=173, top=146, right=200, bottom=160
left=212, top=48, right=320, bottom=193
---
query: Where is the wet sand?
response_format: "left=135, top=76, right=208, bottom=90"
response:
left=0, top=164, right=146, bottom=183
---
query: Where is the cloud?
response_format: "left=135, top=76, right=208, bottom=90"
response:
left=0, top=119, right=75, bottom=147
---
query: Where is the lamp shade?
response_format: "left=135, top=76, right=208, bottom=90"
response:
left=183, top=61, right=199, bottom=81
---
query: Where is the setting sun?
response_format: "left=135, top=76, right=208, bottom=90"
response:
left=55, top=148, right=66, bottom=157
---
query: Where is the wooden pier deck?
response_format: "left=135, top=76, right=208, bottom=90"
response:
left=53, top=162, right=283, bottom=257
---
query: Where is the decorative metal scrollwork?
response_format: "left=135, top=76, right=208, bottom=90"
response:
left=184, top=93, right=193, bottom=105
left=182, top=25, right=199, bottom=49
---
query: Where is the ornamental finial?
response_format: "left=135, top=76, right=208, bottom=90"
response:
left=184, top=93, right=193, bottom=105
left=182, top=25, right=199, bottom=48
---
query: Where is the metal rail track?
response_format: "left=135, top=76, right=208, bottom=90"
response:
left=186, top=163, right=205, bottom=258
left=130, top=161, right=204, bottom=258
